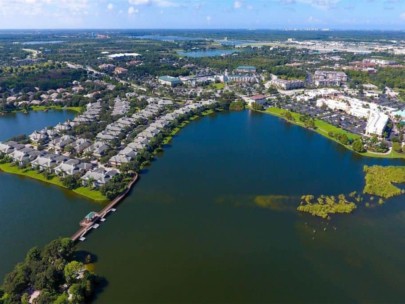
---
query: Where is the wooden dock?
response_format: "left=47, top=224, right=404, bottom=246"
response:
left=71, top=174, right=139, bottom=242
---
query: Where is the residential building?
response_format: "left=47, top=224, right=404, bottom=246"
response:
left=270, top=79, right=305, bottom=90
left=81, top=168, right=119, bottom=188
left=54, top=159, right=92, bottom=176
left=114, top=67, right=128, bottom=75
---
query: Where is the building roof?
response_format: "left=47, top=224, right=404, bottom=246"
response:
left=159, top=76, right=182, bottom=84
left=85, top=212, right=98, bottom=221
left=236, top=65, right=256, bottom=71
left=250, top=95, right=267, bottom=100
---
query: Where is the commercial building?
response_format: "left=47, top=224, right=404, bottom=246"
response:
left=158, top=76, right=182, bottom=87
left=235, top=66, right=257, bottom=73
left=365, top=112, right=389, bottom=136
left=245, top=95, right=267, bottom=106
left=314, top=71, right=348, bottom=87
left=270, top=79, right=305, bottom=90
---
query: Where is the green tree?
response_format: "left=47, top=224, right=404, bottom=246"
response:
left=64, top=261, right=83, bottom=285
left=54, top=293, right=69, bottom=304
left=61, top=175, right=80, bottom=190
left=68, top=284, right=84, bottom=303
left=352, top=139, right=366, bottom=153
left=393, top=142, right=402, bottom=153
left=251, top=102, right=264, bottom=111
left=338, top=134, right=349, bottom=145
left=284, top=111, right=294, bottom=121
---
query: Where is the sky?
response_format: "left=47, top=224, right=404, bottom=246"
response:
left=0, top=0, right=405, bottom=30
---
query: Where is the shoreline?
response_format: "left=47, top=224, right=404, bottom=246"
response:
left=30, top=105, right=83, bottom=113
left=0, top=106, right=83, bottom=115
left=71, top=174, right=139, bottom=242
left=0, top=162, right=107, bottom=202
left=0, top=108, right=218, bottom=202
left=258, top=107, right=405, bottom=160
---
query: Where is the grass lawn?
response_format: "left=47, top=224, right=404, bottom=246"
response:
left=262, top=107, right=405, bottom=160
left=0, top=162, right=107, bottom=202
left=31, top=105, right=83, bottom=113
left=190, top=115, right=200, bottom=121
left=202, top=109, right=215, bottom=116
left=162, top=136, right=173, bottom=145
left=363, top=165, right=405, bottom=198
left=210, top=83, right=225, bottom=90
left=74, top=187, right=107, bottom=202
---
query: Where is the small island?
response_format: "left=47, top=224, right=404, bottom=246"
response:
left=297, top=194, right=357, bottom=219
left=0, top=238, right=101, bottom=304
left=363, top=165, right=405, bottom=198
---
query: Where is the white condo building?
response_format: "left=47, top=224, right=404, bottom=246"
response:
left=365, top=112, right=389, bottom=136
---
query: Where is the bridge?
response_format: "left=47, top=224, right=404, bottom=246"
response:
left=71, top=174, right=139, bottom=242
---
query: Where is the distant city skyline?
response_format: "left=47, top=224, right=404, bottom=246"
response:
left=0, top=0, right=404, bottom=30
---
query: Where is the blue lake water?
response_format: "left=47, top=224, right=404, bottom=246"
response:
left=178, top=49, right=237, bottom=58
left=21, top=40, right=64, bottom=45
left=0, top=110, right=405, bottom=303
left=133, top=35, right=205, bottom=41
left=0, top=110, right=75, bottom=141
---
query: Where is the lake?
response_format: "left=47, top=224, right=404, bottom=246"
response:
left=178, top=49, right=237, bottom=58
left=133, top=35, right=204, bottom=42
left=80, top=111, right=405, bottom=303
left=1, top=110, right=405, bottom=303
left=21, top=40, right=64, bottom=45
left=0, top=110, right=75, bottom=141
left=0, top=109, right=96, bottom=278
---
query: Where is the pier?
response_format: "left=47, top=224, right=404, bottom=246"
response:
left=71, top=173, right=139, bottom=242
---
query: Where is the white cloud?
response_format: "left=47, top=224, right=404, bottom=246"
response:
left=128, top=6, right=139, bottom=15
left=128, top=0, right=179, bottom=7
left=401, top=12, right=405, bottom=20
left=0, top=0, right=90, bottom=16
left=281, top=0, right=341, bottom=9
left=107, top=3, right=114, bottom=11
left=129, top=0, right=150, bottom=5
left=234, top=0, right=242, bottom=9
left=307, top=15, right=322, bottom=23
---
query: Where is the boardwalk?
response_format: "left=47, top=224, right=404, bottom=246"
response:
left=71, top=173, right=139, bottom=242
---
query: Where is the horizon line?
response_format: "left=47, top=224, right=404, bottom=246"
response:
left=0, top=28, right=404, bottom=32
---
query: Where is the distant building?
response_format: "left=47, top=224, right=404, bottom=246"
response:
left=245, top=95, right=267, bottom=106
left=98, top=63, right=115, bottom=71
left=158, top=76, right=182, bottom=87
left=126, top=60, right=142, bottom=66
left=362, top=59, right=397, bottom=67
left=235, top=65, right=257, bottom=73
left=114, top=67, right=128, bottom=75
left=270, top=79, right=305, bottom=90
left=313, top=71, right=348, bottom=87
left=220, top=70, right=258, bottom=83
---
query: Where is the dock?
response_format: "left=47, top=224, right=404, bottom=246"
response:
left=71, top=173, right=139, bottom=242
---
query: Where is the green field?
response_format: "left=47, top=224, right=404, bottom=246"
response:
left=210, top=83, right=225, bottom=90
left=31, top=105, right=83, bottom=113
left=202, top=109, right=215, bottom=116
left=0, top=162, right=107, bottom=202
